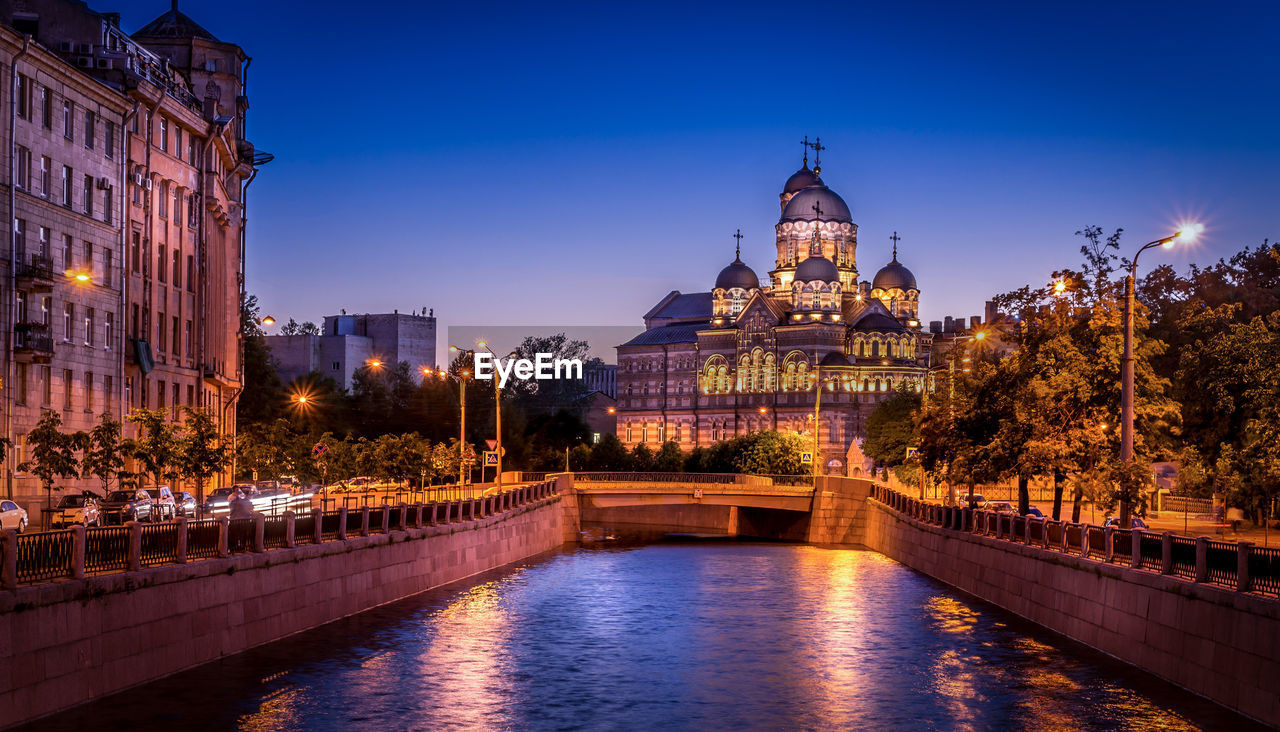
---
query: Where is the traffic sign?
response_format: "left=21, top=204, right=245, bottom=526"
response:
left=486, top=439, right=498, bottom=451
left=312, top=443, right=328, bottom=457
left=483, top=451, right=499, bottom=466
left=906, top=446, right=919, bottom=460
left=801, top=452, right=813, bottom=464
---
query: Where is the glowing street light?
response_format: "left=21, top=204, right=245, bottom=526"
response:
left=1119, top=223, right=1201, bottom=526
left=1053, top=279, right=1068, bottom=295
left=261, top=315, right=275, bottom=326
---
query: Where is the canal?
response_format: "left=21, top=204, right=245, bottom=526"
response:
left=29, top=540, right=1259, bottom=731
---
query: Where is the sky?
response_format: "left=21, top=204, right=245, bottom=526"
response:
left=110, top=0, right=1280, bottom=364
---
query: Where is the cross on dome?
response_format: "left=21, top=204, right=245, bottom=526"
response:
left=733, top=228, right=744, bottom=261
left=890, top=231, right=901, bottom=262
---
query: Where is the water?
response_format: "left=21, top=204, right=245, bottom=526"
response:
left=30, top=541, right=1258, bottom=731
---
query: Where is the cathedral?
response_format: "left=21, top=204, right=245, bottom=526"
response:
left=615, top=142, right=933, bottom=474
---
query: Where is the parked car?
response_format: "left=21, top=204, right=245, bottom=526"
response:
left=49, top=494, right=100, bottom=528
left=172, top=491, right=198, bottom=518
left=961, top=493, right=987, bottom=509
left=988, top=501, right=1016, bottom=514
left=99, top=489, right=155, bottom=524
left=143, top=487, right=177, bottom=522
left=1024, top=506, right=1045, bottom=518
left=0, top=499, right=28, bottom=532
left=1104, top=516, right=1149, bottom=530
left=202, top=485, right=256, bottom=516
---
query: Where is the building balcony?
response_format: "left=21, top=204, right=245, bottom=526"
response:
left=15, top=254, right=56, bottom=292
left=14, top=323, right=54, bottom=363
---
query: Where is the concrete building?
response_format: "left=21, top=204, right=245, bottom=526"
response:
left=1, top=1, right=269, bottom=516
left=266, top=310, right=437, bottom=390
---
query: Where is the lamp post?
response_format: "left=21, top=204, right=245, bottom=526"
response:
left=424, top=365, right=469, bottom=489
left=474, top=340, right=515, bottom=490
left=1119, top=224, right=1200, bottom=526
left=809, top=366, right=843, bottom=481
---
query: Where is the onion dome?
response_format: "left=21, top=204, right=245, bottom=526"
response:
left=781, top=185, right=852, bottom=223
left=820, top=351, right=853, bottom=367
left=783, top=166, right=823, bottom=194
left=794, top=253, right=839, bottom=283
left=872, top=251, right=918, bottom=291
left=715, top=256, right=759, bottom=291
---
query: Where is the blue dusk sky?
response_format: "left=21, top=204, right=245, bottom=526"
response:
left=111, top=0, right=1279, bottom=363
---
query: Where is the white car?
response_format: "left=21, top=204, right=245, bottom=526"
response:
left=0, top=499, right=29, bottom=532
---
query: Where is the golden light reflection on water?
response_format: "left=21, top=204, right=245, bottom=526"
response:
left=235, top=675, right=304, bottom=732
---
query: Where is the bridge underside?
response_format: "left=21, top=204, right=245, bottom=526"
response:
left=579, top=493, right=813, bottom=541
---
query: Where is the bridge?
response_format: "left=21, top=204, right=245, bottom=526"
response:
left=558, top=472, right=862, bottom=542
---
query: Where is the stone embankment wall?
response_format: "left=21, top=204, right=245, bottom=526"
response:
left=0, top=481, right=571, bottom=729
left=862, top=497, right=1280, bottom=727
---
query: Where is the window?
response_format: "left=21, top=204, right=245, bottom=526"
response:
left=58, top=96, right=68, bottom=135
left=185, top=320, right=192, bottom=357
left=61, top=165, right=72, bottom=206
left=172, top=316, right=180, bottom=358
left=187, top=194, right=197, bottom=227
left=38, top=226, right=49, bottom=257
left=131, top=304, right=139, bottom=338
left=105, top=120, right=115, bottom=159
left=186, top=255, right=195, bottom=291
left=83, top=175, right=93, bottom=216
left=104, top=186, right=112, bottom=224
left=125, top=376, right=133, bottom=410
left=104, top=249, right=113, bottom=286
left=84, top=109, right=94, bottom=149
left=64, top=302, right=74, bottom=341
left=83, top=241, right=92, bottom=278
left=39, top=156, right=50, bottom=198
left=85, top=308, right=95, bottom=346
left=86, top=372, right=95, bottom=412
left=41, top=296, right=50, bottom=326
left=158, top=311, right=167, bottom=352
left=187, top=135, right=196, bottom=165
left=15, top=291, right=26, bottom=324
left=158, top=182, right=168, bottom=218
left=174, top=127, right=182, bottom=157
left=172, top=383, right=180, bottom=417
left=16, top=364, right=28, bottom=406
left=105, top=375, right=113, bottom=413
left=158, top=245, right=167, bottom=281
left=159, top=117, right=168, bottom=152
left=158, top=380, right=166, bottom=410
left=63, top=234, right=73, bottom=272
left=186, top=384, right=194, bottom=408
left=172, top=185, right=180, bottom=222
left=17, top=74, right=30, bottom=120
left=131, top=231, right=141, bottom=272
left=42, top=365, right=52, bottom=407
left=42, top=88, right=53, bottom=129
left=16, top=146, right=29, bottom=190
left=64, top=370, right=74, bottom=410
left=172, top=249, right=181, bottom=289
left=14, top=220, right=25, bottom=261
left=105, top=312, right=114, bottom=350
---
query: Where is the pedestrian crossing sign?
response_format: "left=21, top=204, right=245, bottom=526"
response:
left=483, top=451, right=499, bottom=466
left=801, top=452, right=813, bottom=464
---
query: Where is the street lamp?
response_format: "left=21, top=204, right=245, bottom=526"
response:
left=1119, top=223, right=1200, bottom=526
left=425, top=364, right=471, bottom=488
left=1120, top=224, right=1201, bottom=461
left=809, top=366, right=844, bottom=481
left=471, top=340, right=515, bottom=490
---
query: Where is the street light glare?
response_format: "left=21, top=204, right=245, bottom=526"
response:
left=974, top=331, right=986, bottom=341
left=1053, top=280, right=1067, bottom=294
left=262, top=316, right=275, bottom=326
left=1173, top=222, right=1205, bottom=246
left=477, top=340, right=488, bottom=349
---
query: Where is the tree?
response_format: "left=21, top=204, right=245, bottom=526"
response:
left=239, top=293, right=285, bottom=430
left=235, top=419, right=295, bottom=482
left=862, top=389, right=921, bottom=468
left=654, top=441, right=684, bottom=472
left=279, top=318, right=321, bottom=336
left=733, top=430, right=808, bottom=475
left=176, top=407, right=229, bottom=506
left=80, top=413, right=127, bottom=497
left=126, top=409, right=180, bottom=487
left=20, top=411, right=80, bottom=516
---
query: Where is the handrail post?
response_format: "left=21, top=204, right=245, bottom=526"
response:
left=1104, top=526, right=1114, bottom=562
left=0, top=530, right=15, bottom=589
left=312, top=508, right=323, bottom=544
left=414, top=503, right=423, bottom=529
left=429, top=501, right=438, bottom=526
left=71, top=525, right=87, bottom=578
left=1080, top=525, right=1090, bottom=558
left=1161, top=532, right=1173, bottom=574
left=1194, top=536, right=1208, bottom=583
left=337, top=506, right=348, bottom=541
left=217, top=516, right=230, bottom=557
left=284, top=511, right=296, bottom=548
left=127, top=521, right=142, bottom=571
left=470, top=498, right=477, bottom=521
left=253, top=514, right=266, bottom=553
left=175, top=517, right=188, bottom=564
left=1237, top=541, right=1253, bottom=592
left=996, top=514, right=1003, bottom=541
left=1131, top=530, right=1143, bottom=568
left=360, top=506, right=370, bottom=537
left=381, top=506, right=391, bottom=533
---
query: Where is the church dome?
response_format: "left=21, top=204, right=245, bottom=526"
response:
left=794, top=253, right=839, bottom=283
left=872, top=256, right=917, bottom=291
left=715, top=257, right=760, bottom=291
left=783, top=167, right=823, bottom=194
left=781, top=185, right=852, bottom=223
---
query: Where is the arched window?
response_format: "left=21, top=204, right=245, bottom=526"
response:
left=763, top=353, right=777, bottom=392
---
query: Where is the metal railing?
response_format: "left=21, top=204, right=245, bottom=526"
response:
left=869, top=484, right=1279, bottom=599
left=0, top=480, right=560, bottom=589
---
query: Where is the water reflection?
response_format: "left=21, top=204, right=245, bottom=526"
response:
left=26, top=542, right=1259, bottom=732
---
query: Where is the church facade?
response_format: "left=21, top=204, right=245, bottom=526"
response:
left=616, top=146, right=932, bottom=473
